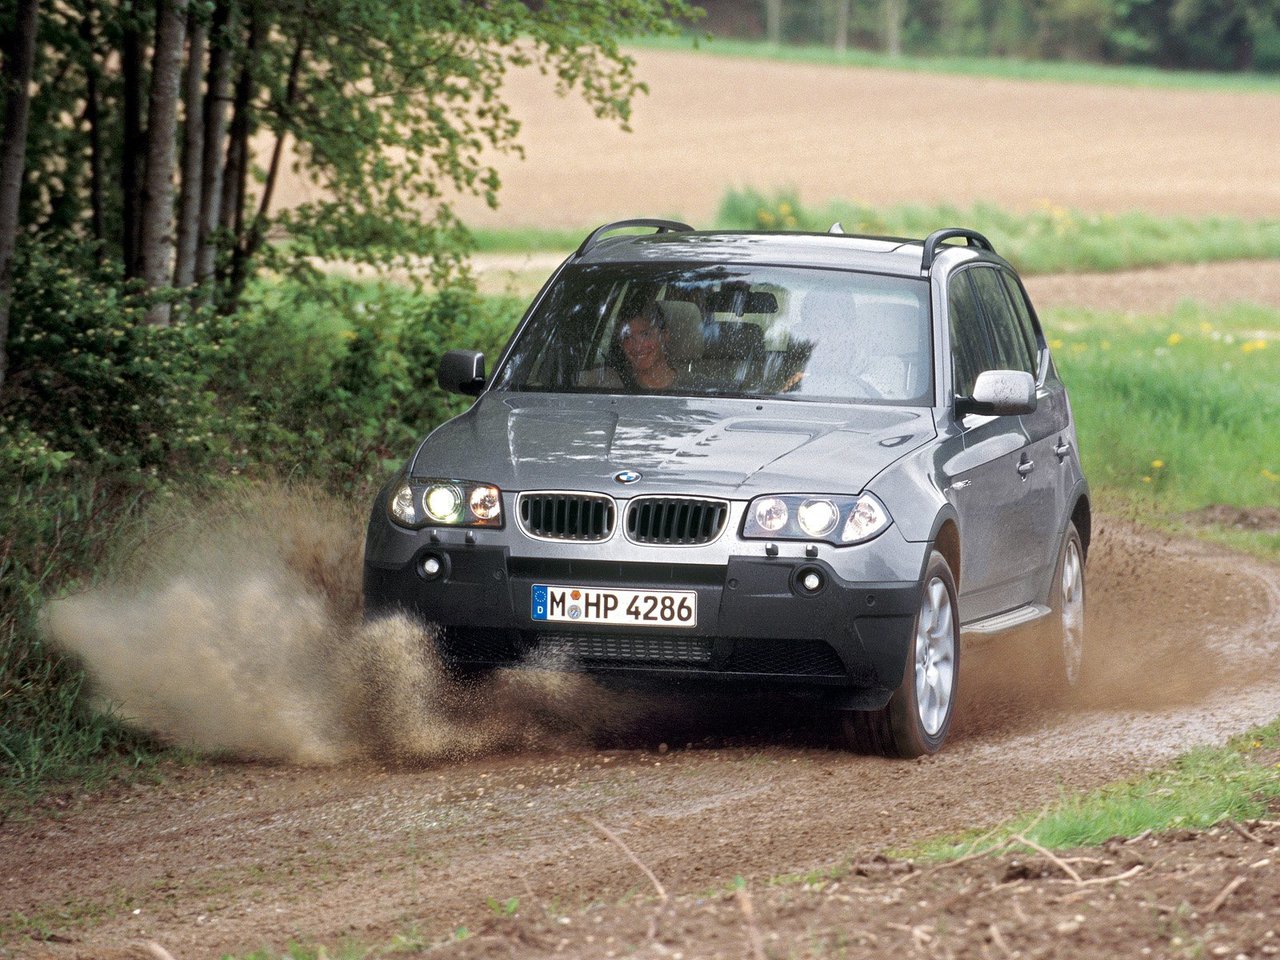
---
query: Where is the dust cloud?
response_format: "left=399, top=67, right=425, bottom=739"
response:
left=43, top=486, right=643, bottom=765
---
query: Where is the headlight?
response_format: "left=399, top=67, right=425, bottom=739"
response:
left=424, top=483, right=464, bottom=523
left=389, top=482, right=420, bottom=526
left=743, top=492, right=891, bottom=546
left=797, top=498, right=839, bottom=538
left=753, top=497, right=789, bottom=532
left=842, top=493, right=890, bottom=544
left=387, top=477, right=503, bottom=529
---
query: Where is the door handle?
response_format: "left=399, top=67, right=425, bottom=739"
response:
left=1017, top=459, right=1035, bottom=477
left=1054, top=439, right=1071, bottom=461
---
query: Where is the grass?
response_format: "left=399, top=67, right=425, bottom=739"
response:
left=915, top=718, right=1280, bottom=860
left=468, top=189, right=1280, bottom=277
left=627, top=33, right=1280, bottom=94
left=1043, top=302, right=1280, bottom=558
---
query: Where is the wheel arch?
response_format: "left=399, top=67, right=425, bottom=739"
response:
left=1069, top=487, right=1092, bottom=562
left=926, top=508, right=962, bottom=590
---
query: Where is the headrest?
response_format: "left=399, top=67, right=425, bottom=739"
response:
left=861, top=300, right=928, bottom=353
left=656, top=300, right=704, bottom=362
left=703, top=320, right=765, bottom=359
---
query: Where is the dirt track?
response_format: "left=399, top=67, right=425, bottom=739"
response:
left=4, top=520, right=1280, bottom=959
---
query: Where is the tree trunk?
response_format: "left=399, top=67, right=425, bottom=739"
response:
left=884, top=0, right=903, bottom=57
left=220, top=5, right=258, bottom=249
left=121, top=18, right=146, bottom=277
left=195, top=0, right=233, bottom=285
left=174, top=8, right=205, bottom=288
left=834, top=0, right=849, bottom=54
left=0, top=0, right=39, bottom=393
left=140, top=0, right=188, bottom=326
left=765, top=0, right=782, bottom=45
left=229, top=33, right=302, bottom=301
left=80, top=0, right=105, bottom=246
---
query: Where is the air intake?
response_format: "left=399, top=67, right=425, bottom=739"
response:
left=517, top=492, right=615, bottom=541
left=625, top=496, right=730, bottom=546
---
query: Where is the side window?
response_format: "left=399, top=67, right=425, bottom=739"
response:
left=999, top=271, right=1042, bottom=378
left=969, top=267, right=1035, bottom=377
left=947, top=271, right=989, bottom=398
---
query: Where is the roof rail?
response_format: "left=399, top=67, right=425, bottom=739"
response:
left=920, top=228, right=996, bottom=272
left=576, top=218, right=694, bottom=257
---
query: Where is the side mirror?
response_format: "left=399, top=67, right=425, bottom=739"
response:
left=439, top=350, right=486, bottom=396
left=957, top=370, right=1037, bottom=417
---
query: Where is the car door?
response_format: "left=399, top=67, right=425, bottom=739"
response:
left=1000, top=271, right=1077, bottom=583
left=938, top=267, right=1037, bottom=621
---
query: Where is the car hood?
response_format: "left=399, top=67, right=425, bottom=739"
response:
left=410, top=393, right=935, bottom=497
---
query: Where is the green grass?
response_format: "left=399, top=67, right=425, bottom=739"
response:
left=1044, top=302, right=1280, bottom=557
left=916, top=718, right=1280, bottom=860
left=469, top=190, right=1280, bottom=276
left=627, top=34, right=1280, bottom=94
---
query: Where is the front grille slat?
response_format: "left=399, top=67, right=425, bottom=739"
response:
left=517, top=492, right=615, bottom=541
left=625, top=496, right=730, bottom=546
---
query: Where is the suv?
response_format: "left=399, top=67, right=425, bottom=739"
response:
left=363, top=220, right=1090, bottom=756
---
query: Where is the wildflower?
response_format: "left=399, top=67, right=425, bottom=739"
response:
left=1049, top=338, right=1064, bottom=350
left=1100, top=340, right=1111, bottom=351
left=1167, top=332, right=1183, bottom=346
left=1263, top=469, right=1280, bottom=482
left=1151, top=460, right=1165, bottom=470
left=1242, top=339, right=1268, bottom=353
left=1199, top=321, right=1213, bottom=334
left=1142, top=476, right=1152, bottom=484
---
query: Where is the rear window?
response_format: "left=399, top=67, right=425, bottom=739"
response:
left=492, top=264, right=934, bottom=406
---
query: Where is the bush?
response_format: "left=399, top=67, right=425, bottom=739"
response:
left=0, top=238, right=523, bottom=800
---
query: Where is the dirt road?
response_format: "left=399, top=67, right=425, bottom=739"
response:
left=4, top=520, right=1279, bottom=959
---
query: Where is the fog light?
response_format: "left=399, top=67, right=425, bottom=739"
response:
left=800, top=570, right=824, bottom=593
left=420, top=555, right=443, bottom=579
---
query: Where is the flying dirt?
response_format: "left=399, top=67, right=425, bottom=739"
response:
left=43, top=487, right=663, bottom=768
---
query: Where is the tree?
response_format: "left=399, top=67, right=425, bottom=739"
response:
left=138, top=0, right=187, bottom=325
left=1, top=0, right=701, bottom=344
left=0, top=0, right=40, bottom=391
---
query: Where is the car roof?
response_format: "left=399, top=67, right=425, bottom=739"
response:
left=573, top=230, right=966, bottom=277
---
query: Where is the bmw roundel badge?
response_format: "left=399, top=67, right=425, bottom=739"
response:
left=614, top=470, right=642, bottom=484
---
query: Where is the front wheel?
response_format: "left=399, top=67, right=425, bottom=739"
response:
left=842, top=551, right=960, bottom=757
left=1047, top=521, right=1087, bottom=691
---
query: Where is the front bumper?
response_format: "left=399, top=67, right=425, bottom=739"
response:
left=363, top=530, right=924, bottom=709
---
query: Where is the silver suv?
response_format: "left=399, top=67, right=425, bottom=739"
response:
left=363, top=220, right=1090, bottom=756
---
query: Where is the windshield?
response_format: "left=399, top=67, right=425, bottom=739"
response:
left=492, top=263, right=933, bottom=405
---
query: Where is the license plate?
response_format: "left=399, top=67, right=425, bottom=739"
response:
left=531, top=584, right=697, bottom=628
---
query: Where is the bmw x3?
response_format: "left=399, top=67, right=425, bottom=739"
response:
left=363, top=220, right=1090, bottom=756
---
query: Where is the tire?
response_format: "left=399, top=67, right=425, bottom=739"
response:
left=1047, top=521, right=1087, bottom=691
left=842, top=550, right=960, bottom=758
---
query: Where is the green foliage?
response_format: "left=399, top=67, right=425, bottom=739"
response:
left=716, top=189, right=1280, bottom=274
left=918, top=718, right=1280, bottom=859
left=0, top=237, right=524, bottom=801
left=636, top=31, right=1280, bottom=89
left=1046, top=302, right=1280, bottom=522
left=676, top=0, right=1280, bottom=72
left=12, top=0, right=701, bottom=305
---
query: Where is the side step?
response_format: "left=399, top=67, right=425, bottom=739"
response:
left=961, top=603, right=1051, bottom=646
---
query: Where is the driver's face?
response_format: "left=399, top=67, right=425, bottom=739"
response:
left=620, top=316, right=667, bottom=371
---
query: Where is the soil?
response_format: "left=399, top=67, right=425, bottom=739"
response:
left=272, top=47, right=1280, bottom=228
left=4, top=520, right=1280, bottom=960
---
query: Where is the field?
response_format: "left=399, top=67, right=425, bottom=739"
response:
left=272, top=46, right=1280, bottom=229
left=6, top=47, right=1280, bottom=960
